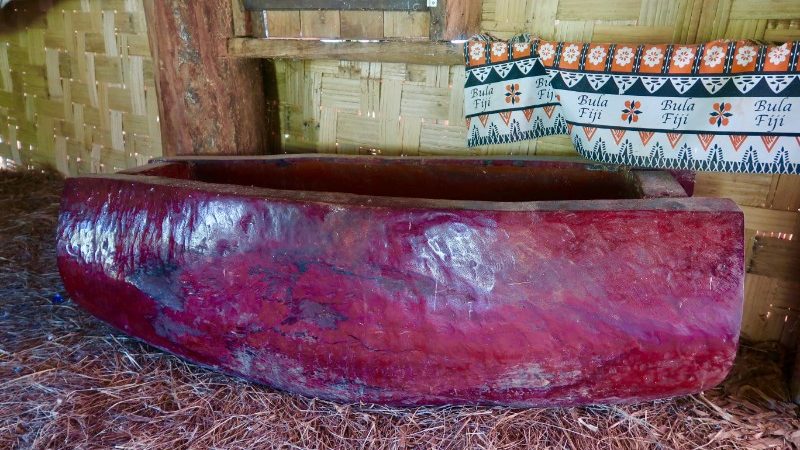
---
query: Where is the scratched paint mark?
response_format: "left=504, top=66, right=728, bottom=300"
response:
left=413, top=220, right=500, bottom=296
left=125, top=264, right=184, bottom=311
left=282, top=299, right=347, bottom=330
left=493, top=364, right=575, bottom=390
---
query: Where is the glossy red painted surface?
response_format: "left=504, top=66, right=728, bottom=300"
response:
left=57, top=156, right=744, bottom=406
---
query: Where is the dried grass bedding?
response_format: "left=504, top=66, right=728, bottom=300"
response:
left=1, top=169, right=798, bottom=450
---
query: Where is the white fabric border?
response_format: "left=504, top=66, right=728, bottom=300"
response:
left=554, top=89, right=799, bottom=135
left=465, top=75, right=555, bottom=117
left=571, top=127, right=800, bottom=164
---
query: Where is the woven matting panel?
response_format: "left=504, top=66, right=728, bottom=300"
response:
left=275, top=58, right=571, bottom=156
left=275, top=59, right=545, bottom=156
left=277, top=0, right=800, bottom=345
left=0, top=0, right=797, bottom=345
left=0, top=0, right=161, bottom=175
left=279, top=0, right=800, bottom=157
left=482, top=0, right=800, bottom=42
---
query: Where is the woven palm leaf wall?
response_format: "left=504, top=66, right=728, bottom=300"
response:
left=0, top=0, right=160, bottom=175
left=0, top=0, right=797, bottom=345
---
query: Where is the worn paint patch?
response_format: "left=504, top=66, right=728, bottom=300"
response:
left=282, top=299, right=347, bottom=330
left=125, top=264, right=184, bottom=311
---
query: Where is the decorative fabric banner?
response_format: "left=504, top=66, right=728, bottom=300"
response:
left=464, top=36, right=800, bottom=174
left=464, top=36, right=568, bottom=146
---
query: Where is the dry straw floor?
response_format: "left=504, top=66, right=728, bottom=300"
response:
left=1, top=170, right=799, bottom=450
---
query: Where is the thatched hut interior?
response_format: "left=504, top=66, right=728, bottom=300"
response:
left=1, top=0, right=799, bottom=448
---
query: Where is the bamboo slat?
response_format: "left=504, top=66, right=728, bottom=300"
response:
left=0, top=0, right=160, bottom=175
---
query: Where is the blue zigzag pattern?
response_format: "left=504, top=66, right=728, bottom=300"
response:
left=468, top=115, right=569, bottom=147
left=574, top=136, right=799, bottom=174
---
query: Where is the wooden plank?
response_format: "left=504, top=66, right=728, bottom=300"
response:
left=694, top=172, right=772, bottom=207
left=250, top=11, right=268, bottom=37
left=384, top=11, right=430, bottom=39
left=243, top=0, right=428, bottom=11
left=231, top=0, right=251, bottom=36
left=770, top=174, right=800, bottom=211
left=741, top=274, right=800, bottom=344
left=741, top=274, right=779, bottom=341
left=228, top=38, right=463, bottom=65
left=430, top=0, right=483, bottom=40
left=266, top=11, right=301, bottom=37
left=749, top=236, right=800, bottom=281
left=740, top=205, right=799, bottom=235
left=300, top=11, right=340, bottom=38
left=340, top=11, right=384, bottom=39
left=143, top=0, right=272, bottom=155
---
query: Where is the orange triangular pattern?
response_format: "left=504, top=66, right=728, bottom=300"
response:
left=761, top=135, right=779, bottom=152
left=466, top=117, right=471, bottom=128
left=698, top=134, right=714, bottom=150
left=566, top=123, right=574, bottom=134
left=610, top=128, right=626, bottom=145
left=729, top=135, right=747, bottom=151
left=522, top=108, right=534, bottom=122
left=499, top=111, right=513, bottom=126
left=582, top=126, right=597, bottom=140
left=667, top=133, right=682, bottom=148
left=478, top=114, right=489, bottom=127
left=638, top=131, right=655, bottom=146
left=542, top=105, right=556, bottom=118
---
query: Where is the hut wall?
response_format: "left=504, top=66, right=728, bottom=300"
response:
left=0, top=0, right=797, bottom=346
left=273, top=0, right=800, bottom=347
left=0, top=0, right=161, bottom=175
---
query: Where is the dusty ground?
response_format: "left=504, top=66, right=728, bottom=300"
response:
left=1, top=169, right=798, bottom=449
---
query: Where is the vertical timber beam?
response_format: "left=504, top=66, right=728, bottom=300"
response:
left=231, top=0, right=253, bottom=36
left=793, top=342, right=800, bottom=404
left=143, top=0, right=273, bottom=155
left=247, top=9, right=282, bottom=154
left=430, top=0, right=483, bottom=41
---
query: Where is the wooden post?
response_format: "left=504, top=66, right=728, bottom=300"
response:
left=430, top=0, right=483, bottom=40
left=143, top=0, right=275, bottom=155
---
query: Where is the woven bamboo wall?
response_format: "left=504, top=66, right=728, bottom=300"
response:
left=0, top=0, right=797, bottom=345
left=0, top=0, right=161, bottom=175
left=273, top=0, right=800, bottom=345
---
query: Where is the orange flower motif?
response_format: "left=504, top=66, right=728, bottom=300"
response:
left=505, top=83, right=521, bottom=105
left=621, top=100, right=642, bottom=123
left=709, top=102, right=732, bottom=127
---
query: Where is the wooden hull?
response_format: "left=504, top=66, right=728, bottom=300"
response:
left=57, top=156, right=743, bottom=406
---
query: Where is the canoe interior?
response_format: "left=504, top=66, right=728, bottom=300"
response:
left=123, top=157, right=687, bottom=202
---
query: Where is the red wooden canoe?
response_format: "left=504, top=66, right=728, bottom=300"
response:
left=57, top=156, right=744, bottom=406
